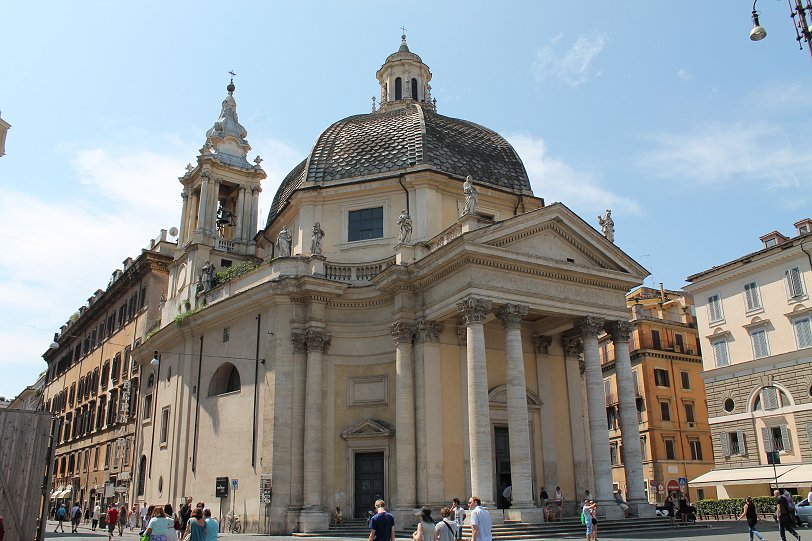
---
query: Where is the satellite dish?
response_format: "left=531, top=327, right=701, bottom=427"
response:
left=169, top=227, right=179, bottom=237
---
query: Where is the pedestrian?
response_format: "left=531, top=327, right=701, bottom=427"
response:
left=738, top=496, right=765, bottom=541
left=84, top=506, right=91, bottom=525
left=554, top=486, right=563, bottom=509
left=413, top=506, right=435, bottom=541
left=140, top=502, right=148, bottom=529
left=118, top=504, right=128, bottom=536
left=129, top=505, right=139, bottom=530
left=145, top=506, right=173, bottom=541
left=106, top=505, right=120, bottom=540
left=468, top=496, right=492, bottom=541
left=184, top=508, right=207, bottom=541
left=451, top=498, right=465, bottom=541
left=368, top=499, right=395, bottom=541
left=55, top=504, right=67, bottom=532
left=92, top=504, right=101, bottom=531
left=203, top=509, right=219, bottom=541
left=71, top=501, right=82, bottom=533
left=163, top=504, right=179, bottom=541
left=435, top=507, right=457, bottom=541
left=582, top=500, right=596, bottom=541
left=776, top=489, right=801, bottom=541
left=179, top=497, right=192, bottom=532
left=334, top=506, right=344, bottom=526
left=539, top=486, right=548, bottom=508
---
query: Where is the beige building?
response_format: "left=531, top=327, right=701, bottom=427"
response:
left=42, top=234, right=172, bottom=510
left=686, top=219, right=812, bottom=497
left=8, top=371, right=46, bottom=411
left=134, top=36, right=652, bottom=533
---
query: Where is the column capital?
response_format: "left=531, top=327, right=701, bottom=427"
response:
left=532, top=333, right=552, bottom=354
left=457, top=297, right=492, bottom=324
left=391, top=321, right=415, bottom=344
left=181, top=189, right=189, bottom=199
left=456, top=326, right=467, bottom=346
left=495, top=303, right=528, bottom=329
left=305, top=329, right=331, bottom=352
left=414, top=319, right=443, bottom=343
left=574, top=315, right=605, bottom=338
left=605, top=320, right=634, bottom=343
left=292, top=332, right=307, bottom=354
left=562, top=335, right=583, bottom=358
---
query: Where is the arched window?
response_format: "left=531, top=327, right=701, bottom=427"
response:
left=137, top=455, right=147, bottom=496
left=753, top=385, right=791, bottom=411
left=208, top=363, right=241, bottom=397
left=395, top=77, right=402, bottom=100
left=411, top=78, right=418, bottom=100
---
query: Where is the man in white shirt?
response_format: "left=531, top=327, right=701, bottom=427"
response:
left=468, top=496, right=492, bottom=541
left=807, top=486, right=812, bottom=506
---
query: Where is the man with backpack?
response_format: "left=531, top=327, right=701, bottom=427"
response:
left=55, top=504, right=67, bottom=532
left=70, top=502, right=82, bottom=533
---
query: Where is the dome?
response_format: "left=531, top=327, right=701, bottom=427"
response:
left=266, top=103, right=533, bottom=226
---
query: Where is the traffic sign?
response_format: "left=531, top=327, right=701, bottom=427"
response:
left=667, top=479, right=680, bottom=492
left=231, top=478, right=239, bottom=491
left=678, top=477, right=688, bottom=487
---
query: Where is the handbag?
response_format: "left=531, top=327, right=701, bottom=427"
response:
left=140, top=535, right=149, bottom=541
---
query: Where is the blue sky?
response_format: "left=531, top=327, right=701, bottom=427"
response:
left=2, top=1, right=811, bottom=398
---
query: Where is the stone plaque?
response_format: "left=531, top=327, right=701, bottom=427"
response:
left=348, top=375, right=389, bottom=407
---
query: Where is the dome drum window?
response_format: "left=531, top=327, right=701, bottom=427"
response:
left=209, top=362, right=241, bottom=397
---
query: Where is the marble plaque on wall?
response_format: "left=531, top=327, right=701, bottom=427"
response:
left=348, top=375, right=389, bottom=407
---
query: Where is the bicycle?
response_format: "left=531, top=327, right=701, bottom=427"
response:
left=225, top=512, right=242, bottom=533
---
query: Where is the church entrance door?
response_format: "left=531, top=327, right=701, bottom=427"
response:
left=354, top=451, right=384, bottom=518
left=494, top=426, right=512, bottom=509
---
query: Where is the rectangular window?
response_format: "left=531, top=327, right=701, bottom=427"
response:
left=93, top=446, right=99, bottom=470
left=696, top=488, right=705, bottom=501
left=786, top=267, right=806, bottom=298
left=604, top=379, right=612, bottom=405
left=348, top=207, right=384, bottom=241
left=744, top=281, right=762, bottom=311
left=660, top=401, right=671, bottom=421
left=654, top=368, right=670, bottom=387
left=764, top=425, right=793, bottom=452
left=607, top=407, right=618, bottom=430
left=160, top=407, right=170, bottom=445
left=708, top=294, right=724, bottom=323
left=104, top=443, right=111, bottom=469
left=685, top=402, right=696, bottom=424
left=664, top=438, right=676, bottom=460
left=751, top=328, right=770, bottom=359
left=680, top=371, right=691, bottom=389
left=610, top=443, right=619, bottom=465
left=689, top=439, right=703, bottom=460
left=794, top=317, right=812, bottom=349
left=675, top=333, right=685, bottom=353
left=651, top=329, right=662, bottom=350
left=712, top=339, right=730, bottom=367
left=640, top=436, right=648, bottom=461
left=143, top=394, right=153, bottom=420
left=223, top=327, right=230, bottom=343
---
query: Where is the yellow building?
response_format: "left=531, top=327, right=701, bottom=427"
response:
left=599, top=286, right=716, bottom=503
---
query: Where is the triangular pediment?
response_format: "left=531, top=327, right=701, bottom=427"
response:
left=469, top=204, right=647, bottom=277
left=341, top=418, right=394, bottom=439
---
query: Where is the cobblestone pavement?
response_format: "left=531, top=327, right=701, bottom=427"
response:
left=44, top=519, right=811, bottom=541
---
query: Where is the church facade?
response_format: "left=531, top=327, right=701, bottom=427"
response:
left=134, top=36, right=650, bottom=533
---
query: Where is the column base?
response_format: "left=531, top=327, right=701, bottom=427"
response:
left=504, top=507, right=544, bottom=523
left=298, top=508, right=329, bottom=532
left=633, top=502, right=657, bottom=518
left=392, top=508, right=418, bottom=531
left=597, top=501, right=626, bottom=520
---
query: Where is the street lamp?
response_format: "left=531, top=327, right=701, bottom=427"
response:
left=750, top=0, right=812, bottom=61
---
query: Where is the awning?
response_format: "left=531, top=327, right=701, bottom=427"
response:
left=50, top=487, right=63, bottom=500
left=690, top=465, right=800, bottom=487
left=774, top=464, right=812, bottom=487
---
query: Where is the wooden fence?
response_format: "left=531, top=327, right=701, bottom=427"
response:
left=0, top=409, right=54, bottom=541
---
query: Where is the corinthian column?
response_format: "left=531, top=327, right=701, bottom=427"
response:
left=415, top=319, right=445, bottom=505
left=495, top=304, right=534, bottom=509
left=392, top=321, right=416, bottom=509
left=606, top=320, right=647, bottom=512
left=197, top=172, right=210, bottom=233
left=302, top=329, right=330, bottom=510
left=289, top=333, right=308, bottom=510
left=234, top=187, right=246, bottom=241
left=576, top=316, right=620, bottom=518
left=457, top=297, right=495, bottom=506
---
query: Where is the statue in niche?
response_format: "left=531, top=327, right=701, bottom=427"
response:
left=277, top=226, right=293, bottom=257
left=311, top=222, right=325, bottom=255
left=598, top=209, right=615, bottom=243
left=201, top=261, right=215, bottom=292
left=461, top=175, right=479, bottom=216
left=397, top=209, right=413, bottom=244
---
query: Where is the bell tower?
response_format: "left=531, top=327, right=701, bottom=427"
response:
left=376, top=33, right=434, bottom=112
left=165, top=77, right=266, bottom=320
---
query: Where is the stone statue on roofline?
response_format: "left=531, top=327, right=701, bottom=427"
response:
left=201, top=261, right=215, bottom=292
left=311, top=222, right=325, bottom=255
left=277, top=226, right=293, bottom=257
left=397, top=209, right=413, bottom=244
left=598, top=209, right=615, bottom=243
left=461, top=175, right=479, bottom=216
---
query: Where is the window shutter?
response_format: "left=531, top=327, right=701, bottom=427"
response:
left=787, top=267, right=804, bottom=298
left=720, top=432, right=731, bottom=457
left=737, top=430, right=747, bottom=455
left=752, top=330, right=769, bottom=359
left=745, top=283, right=761, bottom=311
left=795, top=318, right=812, bottom=349
left=762, top=387, right=779, bottom=410
left=632, top=370, right=640, bottom=395
left=762, top=427, right=773, bottom=452
left=713, top=340, right=729, bottom=367
left=781, top=424, right=792, bottom=451
left=708, top=295, right=722, bottom=321
left=806, top=422, right=812, bottom=449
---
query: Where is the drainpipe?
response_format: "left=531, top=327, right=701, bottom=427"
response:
left=398, top=175, right=409, bottom=214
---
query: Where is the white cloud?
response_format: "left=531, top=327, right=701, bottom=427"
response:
left=637, top=122, right=812, bottom=190
left=677, top=69, right=691, bottom=81
left=533, top=33, right=608, bottom=87
left=508, top=133, right=640, bottom=216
